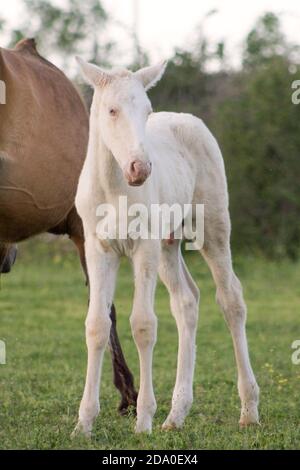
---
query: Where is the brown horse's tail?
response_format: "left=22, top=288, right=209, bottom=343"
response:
left=109, top=304, right=138, bottom=414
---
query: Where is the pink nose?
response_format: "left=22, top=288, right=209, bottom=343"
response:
left=124, top=159, right=152, bottom=186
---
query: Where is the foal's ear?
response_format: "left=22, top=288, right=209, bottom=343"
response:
left=75, top=57, right=112, bottom=88
left=134, top=61, right=168, bottom=91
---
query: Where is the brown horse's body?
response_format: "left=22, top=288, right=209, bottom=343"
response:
left=0, top=38, right=86, bottom=242
left=0, top=39, right=137, bottom=412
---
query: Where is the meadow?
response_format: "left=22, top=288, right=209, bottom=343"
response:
left=0, top=238, right=300, bottom=450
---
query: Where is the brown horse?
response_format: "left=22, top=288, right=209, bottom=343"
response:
left=0, top=38, right=137, bottom=414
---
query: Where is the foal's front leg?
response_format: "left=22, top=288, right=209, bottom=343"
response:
left=70, top=234, right=138, bottom=414
left=130, top=241, right=160, bottom=433
left=73, top=237, right=119, bottom=437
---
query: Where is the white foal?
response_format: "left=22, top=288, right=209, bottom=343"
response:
left=73, top=57, right=259, bottom=436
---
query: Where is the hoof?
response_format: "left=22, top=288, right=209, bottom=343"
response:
left=239, top=408, right=260, bottom=428
left=71, top=421, right=92, bottom=439
left=162, top=421, right=178, bottom=431
left=135, top=424, right=152, bottom=434
left=239, top=419, right=261, bottom=428
left=162, top=412, right=184, bottom=431
left=135, top=416, right=152, bottom=434
left=162, top=419, right=183, bottom=431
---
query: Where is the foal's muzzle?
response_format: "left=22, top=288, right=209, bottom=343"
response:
left=124, top=159, right=152, bottom=186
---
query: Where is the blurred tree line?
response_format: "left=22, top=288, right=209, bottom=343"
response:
left=1, top=3, right=300, bottom=259
left=149, top=12, right=300, bottom=259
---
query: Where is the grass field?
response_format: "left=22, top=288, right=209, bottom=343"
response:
left=1, top=238, right=300, bottom=450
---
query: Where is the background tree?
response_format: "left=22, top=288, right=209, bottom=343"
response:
left=214, top=56, right=300, bottom=258
left=151, top=12, right=300, bottom=259
left=0, top=17, right=5, bottom=35
left=213, top=14, right=300, bottom=258
left=243, top=12, right=300, bottom=68
left=9, top=0, right=113, bottom=68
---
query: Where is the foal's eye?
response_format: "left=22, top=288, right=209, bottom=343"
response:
left=109, top=108, right=118, bottom=117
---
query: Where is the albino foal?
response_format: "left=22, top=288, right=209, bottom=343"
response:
left=73, top=58, right=259, bottom=436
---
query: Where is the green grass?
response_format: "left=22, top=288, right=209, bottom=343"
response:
left=1, top=238, right=300, bottom=449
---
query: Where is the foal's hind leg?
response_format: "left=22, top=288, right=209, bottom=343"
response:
left=199, top=214, right=259, bottom=426
left=159, top=241, right=200, bottom=429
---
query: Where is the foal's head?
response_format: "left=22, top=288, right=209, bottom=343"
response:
left=77, top=57, right=167, bottom=186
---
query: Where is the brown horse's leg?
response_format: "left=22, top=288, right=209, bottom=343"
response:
left=65, top=209, right=137, bottom=414
left=0, top=243, right=17, bottom=274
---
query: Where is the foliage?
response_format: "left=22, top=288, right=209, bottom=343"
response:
left=214, top=56, right=300, bottom=258
left=0, top=17, right=5, bottom=33
left=243, top=12, right=299, bottom=69
left=150, top=13, right=300, bottom=259
left=9, top=0, right=114, bottom=67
